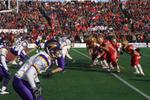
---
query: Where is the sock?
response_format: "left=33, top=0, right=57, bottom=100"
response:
left=134, top=66, right=140, bottom=74
left=100, top=61, right=104, bottom=67
left=103, top=60, right=109, bottom=68
left=93, top=59, right=98, bottom=65
left=55, top=60, right=58, bottom=66
left=109, top=63, right=114, bottom=70
left=116, top=64, right=120, bottom=72
left=137, top=64, right=144, bottom=75
left=66, top=53, right=73, bottom=60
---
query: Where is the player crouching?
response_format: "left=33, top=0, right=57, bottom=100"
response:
left=12, top=40, right=61, bottom=100
left=86, top=36, right=99, bottom=66
left=122, top=41, right=145, bottom=76
left=96, top=36, right=120, bottom=73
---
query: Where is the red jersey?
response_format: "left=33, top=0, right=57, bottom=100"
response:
left=111, top=43, right=121, bottom=60
left=125, top=44, right=141, bottom=66
left=102, top=40, right=117, bottom=55
left=101, top=40, right=110, bottom=47
left=102, top=40, right=118, bottom=64
left=105, top=40, right=119, bottom=65
left=97, top=40, right=110, bottom=60
left=131, top=50, right=141, bottom=67
left=126, top=44, right=135, bottom=54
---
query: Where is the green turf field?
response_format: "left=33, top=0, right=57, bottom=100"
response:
left=0, top=48, right=150, bottom=100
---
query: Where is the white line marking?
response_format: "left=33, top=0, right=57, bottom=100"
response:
left=73, top=49, right=91, bottom=59
left=112, top=73, right=150, bottom=100
left=73, top=49, right=150, bottom=100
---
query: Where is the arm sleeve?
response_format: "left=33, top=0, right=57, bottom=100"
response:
left=1, top=56, right=8, bottom=71
left=22, top=50, right=27, bottom=55
left=18, top=46, right=24, bottom=55
left=34, top=75, right=40, bottom=83
left=26, top=67, right=38, bottom=89
left=15, top=54, right=39, bottom=78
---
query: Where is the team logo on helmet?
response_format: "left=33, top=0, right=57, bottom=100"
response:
left=44, top=40, right=61, bottom=57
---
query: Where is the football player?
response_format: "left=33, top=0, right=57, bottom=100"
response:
left=10, top=40, right=29, bottom=65
left=110, top=38, right=121, bottom=72
left=96, top=36, right=120, bottom=72
left=86, top=35, right=98, bottom=66
left=0, top=45, right=11, bottom=94
left=35, top=35, right=43, bottom=53
left=60, top=36, right=74, bottom=61
left=12, top=40, right=61, bottom=100
left=122, top=41, right=145, bottom=76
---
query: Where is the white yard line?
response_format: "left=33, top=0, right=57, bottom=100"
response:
left=73, top=49, right=150, bottom=100
left=112, top=73, right=150, bottom=100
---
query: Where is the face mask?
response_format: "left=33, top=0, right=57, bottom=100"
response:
left=55, top=50, right=62, bottom=58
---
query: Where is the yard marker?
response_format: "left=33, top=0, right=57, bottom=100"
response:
left=73, top=49, right=150, bottom=100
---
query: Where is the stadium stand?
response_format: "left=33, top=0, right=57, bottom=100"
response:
left=0, top=0, right=149, bottom=43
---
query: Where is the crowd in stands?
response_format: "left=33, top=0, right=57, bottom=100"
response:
left=0, top=1, right=149, bottom=43
left=0, top=2, right=52, bottom=42
left=0, top=1, right=7, bottom=11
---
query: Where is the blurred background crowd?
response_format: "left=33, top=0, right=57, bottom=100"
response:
left=0, top=0, right=149, bottom=43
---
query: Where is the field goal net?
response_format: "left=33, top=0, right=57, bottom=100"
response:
left=0, top=0, right=19, bottom=13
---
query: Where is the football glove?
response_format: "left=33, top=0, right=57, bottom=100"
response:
left=46, top=72, right=54, bottom=78
left=32, top=87, right=41, bottom=100
left=36, top=82, right=42, bottom=95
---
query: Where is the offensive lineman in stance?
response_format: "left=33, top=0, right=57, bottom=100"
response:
left=96, top=36, right=120, bottom=72
left=12, top=40, right=61, bottom=100
left=46, top=38, right=65, bottom=77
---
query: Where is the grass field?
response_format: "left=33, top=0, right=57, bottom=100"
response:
left=0, top=48, right=150, bottom=100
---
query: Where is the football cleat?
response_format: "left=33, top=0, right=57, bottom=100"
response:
left=0, top=90, right=9, bottom=95
left=140, top=73, right=145, bottom=76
